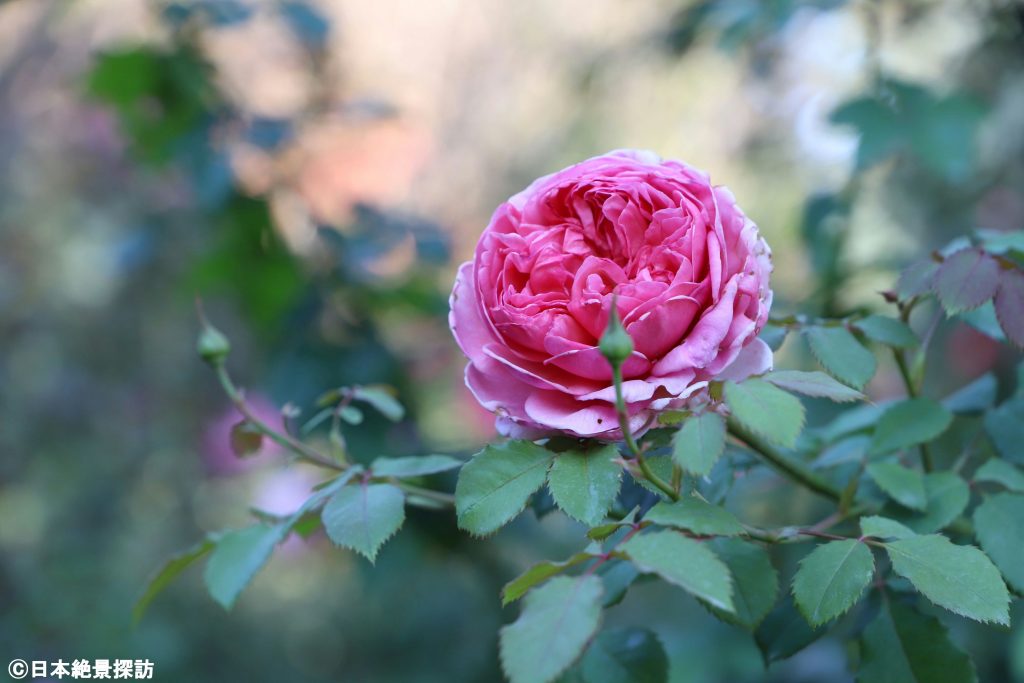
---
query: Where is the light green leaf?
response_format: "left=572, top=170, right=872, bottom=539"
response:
left=869, top=398, right=953, bottom=456
left=322, top=482, right=405, bottom=562
left=502, top=553, right=597, bottom=606
left=860, top=516, right=916, bottom=540
left=854, top=315, right=919, bottom=349
left=867, top=462, right=927, bottom=511
left=672, top=412, right=727, bottom=475
left=885, top=534, right=1010, bottom=625
left=973, top=493, right=1024, bottom=593
left=134, top=537, right=214, bottom=622
left=765, top=370, right=865, bottom=403
left=548, top=444, right=622, bottom=526
left=644, top=497, right=744, bottom=536
left=805, top=326, right=877, bottom=389
left=580, top=628, right=669, bottom=683
left=499, top=576, right=604, bottom=683
left=353, top=384, right=405, bottom=421
left=706, top=538, right=779, bottom=630
left=204, top=523, right=286, bottom=609
left=621, top=531, right=734, bottom=612
left=456, top=440, right=554, bottom=536
left=889, top=472, right=969, bottom=533
left=370, top=454, right=463, bottom=478
left=858, top=599, right=977, bottom=683
left=792, top=540, right=874, bottom=626
left=724, top=379, right=805, bottom=448
left=974, top=459, right=1024, bottom=493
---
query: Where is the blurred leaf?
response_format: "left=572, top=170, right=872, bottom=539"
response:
left=754, top=595, right=823, bottom=664
left=353, top=385, right=405, bottom=422
left=548, top=444, right=622, bottom=527
left=322, top=482, right=405, bottom=563
left=671, top=412, right=726, bottom=475
left=933, top=248, right=1000, bottom=314
left=854, top=315, right=919, bottom=349
left=371, top=454, right=463, bottom=478
left=499, top=576, right=604, bottom=683
left=959, top=302, right=1006, bottom=342
left=860, top=516, right=916, bottom=540
left=942, top=372, right=997, bottom=414
left=805, top=326, right=876, bottom=390
left=706, top=538, right=778, bottom=630
left=502, top=553, right=597, bottom=606
left=869, top=399, right=952, bottom=456
left=888, top=472, right=969, bottom=534
left=339, top=405, right=364, bottom=425
left=765, top=370, right=864, bottom=402
left=724, top=379, right=805, bottom=447
left=867, top=462, right=927, bottom=511
left=598, top=560, right=638, bottom=608
left=897, top=260, right=940, bottom=300
left=995, top=268, right=1024, bottom=348
left=984, top=395, right=1024, bottom=463
left=134, top=537, right=215, bottom=623
left=973, top=459, right=1024, bottom=492
left=643, top=497, right=744, bottom=537
left=204, top=523, right=286, bottom=609
left=759, top=323, right=788, bottom=351
left=858, top=599, right=977, bottom=683
left=229, top=420, right=263, bottom=457
left=973, top=493, right=1024, bottom=592
left=456, top=440, right=554, bottom=536
left=579, top=627, right=669, bottom=683
left=792, top=540, right=874, bottom=627
left=621, top=531, right=733, bottom=612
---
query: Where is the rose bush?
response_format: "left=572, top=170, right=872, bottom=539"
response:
left=449, top=150, right=774, bottom=439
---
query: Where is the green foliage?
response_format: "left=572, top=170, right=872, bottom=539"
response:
left=706, top=539, right=778, bottom=630
left=888, top=472, right=969, bottom=534
left=860, top=516, right=915, bottom=540
left=934, top=248, right=1001, bottom=314
left=499, top=576, right=604, bottom=683
left=203, top=524, right=288, bottom=609
left=724, top=378, right=805, bottom=447
left=456, top=440, right=554, bottom=535
left=754, top=596, right=823, bottom=664
left=370, top=454, right=463, bottom=477
left=765, top=370, right=865, bottom=402
left=502, top=554, right=597, bottom=606
left=322, top=483, right=406, bottom=563
left=643, top=497, right=745, bottom=536
left=973, top=493, right=1024, bottom=592
left=352, top=385, right=406, bottom=422
left=984, top=394, right=1024, bottom=463
left=134, top=538, right=214, bottom=623
left=805, top=326, right=876, bottom=389
left=792, top=540, right=874, bottom=627
left=973, top=459, right=1024, bottom=492
left=995, top=268, right=1024, bottom=348
left=869, top=399, right=953, bottom=456
left=853, top=315, right=919, bottom=349
left=671, top=411, right=726, bottom=475
left=621, top=531, right=734, bottom=612
left=578, top=628, right=669, bottom=683
left=547, top=444, right=622, bottom=526
left=867, top=462, right=927, bottom=511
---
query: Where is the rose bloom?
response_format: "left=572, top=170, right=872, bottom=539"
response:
left=449, top=150, right=773, bottom=440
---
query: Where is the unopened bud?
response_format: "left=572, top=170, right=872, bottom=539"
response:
left=599, top=302, right=634, bottom=366
left=197, top=323, right=231, bottom=365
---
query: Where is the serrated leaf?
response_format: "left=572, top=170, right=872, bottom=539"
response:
left=933, top=248, right=1000, bottom=314
left=456, top=440, right=554, bottom=536
left=724, top=379, right=805, bottom=448
left=860, top=516, right=916, bottom=540
left=371, top=454, right=463, bottom=478
left=973, top=493, right=1024, bottom=593
left=984, top=396, right=1024, bottom=463
left=629, top=455, right=676, bottom=497
left=671, top=412, right=726, bottom=475
left=644, top=497, right=744, bottom=536
left=869, top=398, right=952, bottom=456
left=973, top=459, right=1024, bottom=492
left=353, top=384, right=405, bottom=421
left=134, top=537, right=214, bottom=622
left=805, top=326, right=877, bottom=390
left=867, top=462, right=927, bottom=511
left=897, top=260, right=939, bottom=300
left=854, top=315, right=919, bottom=349
left=499, top=575, right=604, bottom=683
left=885, top=534, right=1010, bottom=625
left=621, top=530, right=734, bottom=612
left=765, top=370, right=865, bottom=402
left=548, top=444, right=622, bottom=526
left=754, top=595, right=823, bottom=664
left=792, top=540, right=874, bottom=626
left=579, top=627, right=669, bottom=683
left=858, top=599, right=977, bottom=683
left=204, top=523, right=286, bottom=609
left=706, top=538, right=778, bottom=630
left=321, top=482, right=405, bottom=562
left=597, top=560, right=638, bottom=608
left=994, top=268, right=1024, bottom=348
left=502, top=553, right=597, bottom=606
left=888, top=472, right=969, bottom=533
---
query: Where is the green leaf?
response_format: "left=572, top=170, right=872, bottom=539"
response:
left=867, top=462, right=927, bottom=511
left=858, top=599, right=977, bottom=683
left=885, top=535, right=1010, bottom=625
left=134, top=538, right=214, bottom=623
left=671, top=412, right=727, bottom=475
left=203, top=524, right=286, bottom=609
left=597, top=560, right=639, bottom=608
left=792, top=540, right=874, bottom=626
left=321, top=482, right=405, bottom=562
left=933, top=248, right=1000, bottom=314
left=984, top=396, right=1024, bottom=464
left=973, top=459, right=1024, bottom=492
left=942, top=372, right=997, bottom=414
left=706, top=538, right=779, bottom=630
left=547, top=444, right=622, bottom=526
left=869, top=399, right=953, bottom=456
left=973, top=493, right=1024, bottom=592
left=754, top=595, right=823, bottom=664
left=854, top=315, right=919, bottom=349
left=860, top=516, right=916, bottom=540
left=456, top=440, right=554, bottom=536
left=579, top=628, right=669, bottom=683
left=338, top=405, right=364, bottom=425
left=499, top=576, right=604, bottom=683
left=371, top=454, right=463, bottom=478
left=643, top=497, right=744, bottom=536
left=897, top=260, right=939, bottom=300
left=621, top=530, right=734, bottom=612
left=888, top=472, right=969, bottom=533
left=724, top=379, right=805, bottom=448
left=805, top=326, right=877, bottom=390
left=353, top=384, right=405, bottom=421
left=502, top=553, right=596, bottom=606
left=765, top=370, right=865, bottom=403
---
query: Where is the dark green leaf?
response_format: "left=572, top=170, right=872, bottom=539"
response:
left=134, top=537, right=214, bottom=622
left=765, top=370, right=865, bottom=402
left=672, top=412, right=727, bottom=475
left=456, top=440, right=554, bottom=536
left=754, top=595, right=823, bottom=663
left=854, top=315, right=919, bottom=348
left=580, top=627, right=669, bottom=683
left=548, top=444, right=622, bottom=526
left=933, top=249, right=1000, bottom=314
left=597, top=560, right=638, bottom=608
left=973, top=493, right=1024, bottom=592
left=984, top=396, right=1024, bottom=463
left=869, top=399, right=952, bottom=456
left=888, top=472, right=969, bottom=533
left=724, top=379, right=805, bottom=448
left=204, top=523, right=286, bottom=609
left=621, top=531, right=734, bottom=612
left=792, top=540, right=874, bottom=626
left=502, top=553, right=597, bottom=606
left=867, top=462, right=927, bottom=511
left=805, top=326, right=877, bottom=390
left=643, top=497, right=744, bottom=536
left=706, top=538, right=778, bottom=630
left=321, top=482, right=405, bottom=562
left=973, top=459, right=1024, bottom=492
left=942, top=373, right=997, bottom=414
left=371, top=454, right=463, bottom=478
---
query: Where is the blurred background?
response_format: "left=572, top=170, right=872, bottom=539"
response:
left=2, top=1, right=1023, bottom=681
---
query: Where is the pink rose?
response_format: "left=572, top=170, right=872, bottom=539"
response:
left=449, top=150, right=773, bottom=440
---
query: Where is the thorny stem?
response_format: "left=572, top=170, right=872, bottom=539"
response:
left=611, top=363, right=679, bottom=501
